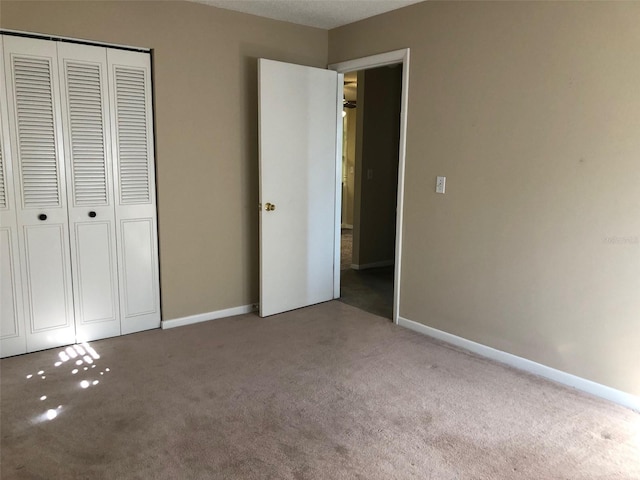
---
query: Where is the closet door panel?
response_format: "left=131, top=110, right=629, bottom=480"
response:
left=73, top=222, right=117, bottom=328
left=108, top=49, right=160, bottom=334
left=58, top=42, right=120, bottom=341
left=0, top=36, right=27, bottom=357
left=3, top=35, right=75, bottom=352
left=0, top=227, right=26, bottom=357
left=0, top=230, right=19, bottom=337
left=23, top=224, right=73, bottom=334
left=121, top=218, right=156, bottom=316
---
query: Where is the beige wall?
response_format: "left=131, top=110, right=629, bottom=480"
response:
left=0, top=0, right=328, bottom=320
left=330, top=1, right=640, bottom=395
left=353, top=65, right=401, bottom=266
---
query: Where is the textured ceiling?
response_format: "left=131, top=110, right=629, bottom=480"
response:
left=190, top=0, right=425, bottom=29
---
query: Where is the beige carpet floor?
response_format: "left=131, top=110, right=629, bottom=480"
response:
left=1, top=301, right=639, bottom=479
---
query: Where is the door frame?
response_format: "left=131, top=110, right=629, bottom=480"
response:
left=328, top=48, right=410, bottom=325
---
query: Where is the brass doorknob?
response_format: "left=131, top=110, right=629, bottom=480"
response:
left=265, top=202, right=276, bottom=211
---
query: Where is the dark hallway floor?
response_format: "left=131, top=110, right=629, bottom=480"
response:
left=338, top=229, right=394, bottom=319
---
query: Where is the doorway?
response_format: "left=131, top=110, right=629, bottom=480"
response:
left=330, top=49, right=410, bottom=324
left=338, top=65, right=402, bottom=319
left=257, top=52, right=409, bottom=321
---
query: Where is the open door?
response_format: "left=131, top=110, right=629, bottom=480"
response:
left=258, top=59, right=342, bottom=317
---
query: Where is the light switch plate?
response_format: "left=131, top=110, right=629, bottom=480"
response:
left=436, top=176, right=446, bottom=194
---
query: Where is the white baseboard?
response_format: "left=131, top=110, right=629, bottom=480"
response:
left=351, top=260, right=394, bottom=270
left=162, top=305, right=255, bottom=330
left=397, top=316, right=640, bottom=412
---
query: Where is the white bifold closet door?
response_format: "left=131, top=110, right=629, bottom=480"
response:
left=57, top=42, right=121, bottom=342
left=0, top=34, right=160, bottom=356
left=0, top=36, right=28, bottom=357
left=107, top=49, right=160, bottom=335
left=3, top=36, right=76, bottom=352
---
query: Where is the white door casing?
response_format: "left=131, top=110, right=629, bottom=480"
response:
left=258, top=59, right=342, bottom=317
left=58, top=42, right=121, bottom=342
left=0, top=36, right=28, bottom=357
left=107, top=48, right=160, bottom=334
left=3, top=35, right=76, bottom=351
left=329, top=48, right=411, bottom=324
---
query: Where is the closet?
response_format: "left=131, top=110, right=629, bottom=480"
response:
left=0, top=34, right=160, bottom=358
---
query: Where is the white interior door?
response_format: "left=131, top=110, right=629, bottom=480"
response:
left=258, top=59, right=342, bottom=317
left=3, top=35, right=76, bottom=352
left=58, top=42, right=121, bottom=342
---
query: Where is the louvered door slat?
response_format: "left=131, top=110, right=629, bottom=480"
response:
left=12, top=56, right=60, bottom=208
left=65, top=61, right=108, bottom=206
